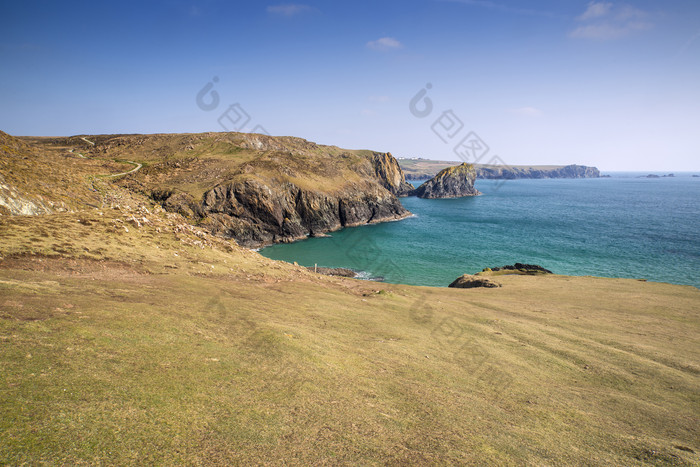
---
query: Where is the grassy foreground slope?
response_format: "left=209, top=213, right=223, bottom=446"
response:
left=2, top=205, right=699, bottom=464
left=0, top=132, right=698, bottom=464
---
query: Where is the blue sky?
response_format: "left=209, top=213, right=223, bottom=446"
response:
left=1, top=0, right=699, bottom=170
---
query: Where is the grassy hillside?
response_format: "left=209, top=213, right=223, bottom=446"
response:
left=1, top=132, right=698, bottom=464
left=19, top=132, right=412, bottom=247
left=21, top=133, right=379, bottom=198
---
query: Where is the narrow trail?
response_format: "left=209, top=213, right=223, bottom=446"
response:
left=104, top=161, right=143, bottom=178
left=71, top=138, right=143, bottom=202
left=71, top=136, right=143, bottom=177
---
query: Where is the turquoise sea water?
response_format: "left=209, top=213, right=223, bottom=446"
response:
left=261, top=174, right=700, bottom=288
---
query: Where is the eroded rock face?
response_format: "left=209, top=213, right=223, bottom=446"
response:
left=373, top=152, right=414, bottom=197
left=448, top=274, right=502, bottom=288
left=99, top=132, right=415, bottom=248
left=410, top=163, right=480, bottom=199
left=159, top=178, right=409, bottom=248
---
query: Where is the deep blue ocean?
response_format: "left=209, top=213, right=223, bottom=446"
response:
left=261, top=173, right=700, bottom=288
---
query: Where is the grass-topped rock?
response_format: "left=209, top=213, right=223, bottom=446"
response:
left=448, top=274, right=502, bottom=288
left=409, top=162, right=480, bottom=199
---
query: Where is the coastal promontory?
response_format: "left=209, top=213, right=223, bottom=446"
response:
left=409, top=162, right=481, bottom=198
left=12, top=132, right=414, bottom=248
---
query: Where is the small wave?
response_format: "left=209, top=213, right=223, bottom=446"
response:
left=354, top=270, right=385, bottom=282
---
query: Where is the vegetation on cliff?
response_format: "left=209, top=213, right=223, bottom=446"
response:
left=15, top=132, right=412, bottom=248
left=409, top=162, right=480, bottom=198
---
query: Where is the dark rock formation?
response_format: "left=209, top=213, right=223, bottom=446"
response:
left=142, top=137, right=415, bottom=248
left=409, top=163, right=480, bottom=199
left=481, top=263, right=553, bottom=275
left=158, top=179, right=409, bottom=248
left=372, top=152, right=414, bottom=196
left=306, top=266, right=356, bottom=277
left=448, top=274, right=502, bottom=288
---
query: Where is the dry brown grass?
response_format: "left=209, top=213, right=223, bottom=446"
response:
left=1, top=205, right=698, bottom=465
left=0, top=131, right=697, bottom=464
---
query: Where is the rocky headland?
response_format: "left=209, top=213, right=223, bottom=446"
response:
left=13, top=132, right=415, bottom=248
left=409, top=163, right=480, bottom=199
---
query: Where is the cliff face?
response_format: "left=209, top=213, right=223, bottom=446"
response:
left=105, top=133, right=414, bottom=248
left=372, top=152, right=414, bottom=196
left=410, top=163, right=480, bottom=199
left=158, top=178, right=408, bottom=248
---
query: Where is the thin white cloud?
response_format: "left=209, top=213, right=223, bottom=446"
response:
left=577, top=2, right=612, bottom=21
left=570, top=2, right=653, bottom=40
left=366, top=37, right=403, bottom=51
left=266, top=4, right=312, bottom=16
left=509, top=107, right=543, bottom=117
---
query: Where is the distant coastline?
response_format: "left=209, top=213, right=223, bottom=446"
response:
left=399, top=158, right=600, bottom=180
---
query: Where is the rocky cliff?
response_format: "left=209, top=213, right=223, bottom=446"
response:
left=95, top=133, right=414, bottom=248
left=409, top=163, right=480, bottom=199
left=156, top=177, right=408, bottom=248
left=372, top=152, right=414, bottom=196
left=2, top=131, right=414, bottom=247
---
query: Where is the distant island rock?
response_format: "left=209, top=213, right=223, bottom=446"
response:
left=409, top=163, right=480, bottom=199
left=639, top=173, right=674, bottom=179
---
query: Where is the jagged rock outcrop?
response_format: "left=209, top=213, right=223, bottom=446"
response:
left=372, top=152, right=414, bottom=196
left=156, top=179, right=408, bottom=248
left=125, top=134, right=416, bottom=248
left=448, top=274, right=502, bottom=288
left=478, top=263, right=553, bottom=275
left=409, top=163, right=480, bottom=199
left=476, top=164, right=600, bottom=179
left=306, top=266, right=357, bottom=277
